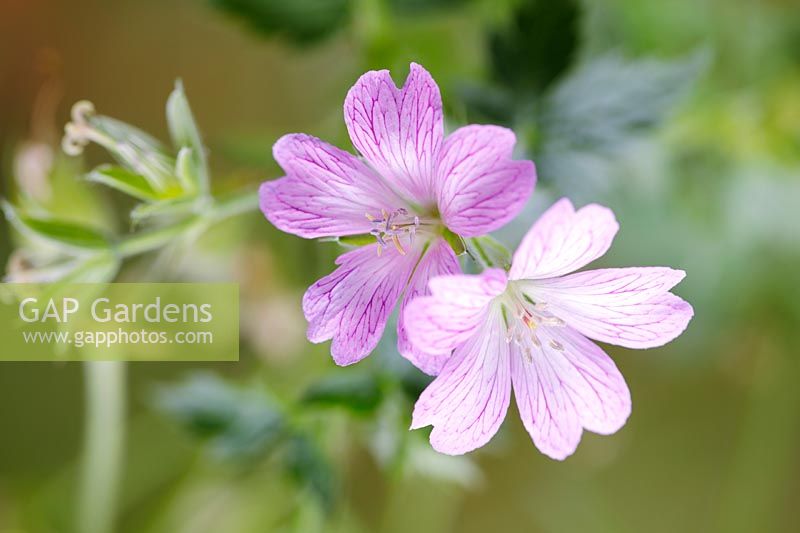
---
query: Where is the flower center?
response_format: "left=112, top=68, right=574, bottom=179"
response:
left=366, top=207, right=434, bottom=256
left=502, top=285, right=565, bottom=362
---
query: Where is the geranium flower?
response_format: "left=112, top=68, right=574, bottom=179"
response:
left=260, top=63, right=536, bottom=369
left=404, top=199, right=693, bottom=459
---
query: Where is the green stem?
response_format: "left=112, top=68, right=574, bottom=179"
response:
left=75, top=188, right=257, bottom=533
left=78, top=361, right=126, bottom=533
left=209, top=189, right=260, bottom=222
left=114, top=189, right=258, bottom=258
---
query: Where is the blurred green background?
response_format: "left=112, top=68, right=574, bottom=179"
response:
left=1, top=0, right=799, bottom=532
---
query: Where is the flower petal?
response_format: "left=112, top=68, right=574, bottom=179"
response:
left=344, top=63, right=443, bottom=203
left=403, top=268, right=507, bottom=362
left=436, top=125, right=536, bottom=236
left=303, top=242, right=421, bottom=366
left=261, top=134, right=404, bottom=238
left=523, top=267, right=694, bottom=349
left=512, top=326, right=631, bottom=460
left=411, top=307, right=512, bottom=455
left=509, top=198, right=619, bottom=280
left=397, top=238, right=461, bottom=376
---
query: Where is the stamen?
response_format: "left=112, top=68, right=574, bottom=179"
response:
left=62, top=101, right=97, bottom=156
left=503, top=286, right=568, bottom=364
left=531, top=334, right=541, bottom=348
left=366, top=207, right=424, bottom=256
left=391, top=234, right=406, bottom=255
left=522, top=346, right=533, bottom=363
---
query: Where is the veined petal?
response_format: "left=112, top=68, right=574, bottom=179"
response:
left=523, top=268, right=694, bottom=349
left=303, top=242, right=421, bottom=366
left=436, top=125, right=536, bottom=236
left=344, top=63, right=443, bottom=203
left=261, top=134, right=404, bottom=238
left=412, top=308, right=511, bottom=455
left=512, top=326, right=631, bottom=461
left=509, top=198, right=618, bottom=280
left=403, top=268, right=507, bottom=361
left=397, top=238, right=461, bottom=376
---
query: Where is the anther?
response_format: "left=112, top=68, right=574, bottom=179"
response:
left=548, top=339, right=563, bottom=351
left=366, top=207, right=422, bottom=255
left=391, top=234, right=406, bottom=255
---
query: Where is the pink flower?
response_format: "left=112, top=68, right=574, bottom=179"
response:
left=404, top=198, right=693, bottom=459
left=260, top=63, right=536, bottom=369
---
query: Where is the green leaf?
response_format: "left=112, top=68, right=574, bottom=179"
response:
left=466, top=235, right=511, bottom=270
left=2, top=201, right=110, bottom=252
left=387, top=0, right=469, bottom=14
left=209, top=0, right=350, bottom=45
left=442, top=227, right=466, bottom=256
left=175, top=147, right=201, bottom=194
left=489, top=0, right=580, bottom=94
left=130, top=196, right=202, bottom=223
left=283, top=434, right=335, bottom=512
left=335, top=233, right=376, bottom=247
left=167, top=82, right=209, bottom=194
left=89, top=115, right=177, bottom=193
left=87, top=165, right=161, bottom=202
left=301, top=372, right=383, bottom=414
left=540, top=51, right=708, bottom=154
left=153, top=373, right=286, bottom=461
left=536, top=50, right=708, bottom=199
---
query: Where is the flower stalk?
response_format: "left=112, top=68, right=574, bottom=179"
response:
left=78, top=360, right=126, bottom=533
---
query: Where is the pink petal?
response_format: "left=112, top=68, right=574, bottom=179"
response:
left=436, top=125, right=536, bottom=236
left=344, top=63, right=443, bottom=203
left=397, top=238, right=461, bottom=376
left=261, top=134, right=404, bottom=239
left=511, top=326, right=631, bottom=461
left=509, top=198, right=619, bottom=280
left=403, top=268, right=508, bottom=364
left=303, top=242, right=422, bottom=366
left=411, top=309, right=511, bottom=455
left=524, top=267, right=694, bottom=349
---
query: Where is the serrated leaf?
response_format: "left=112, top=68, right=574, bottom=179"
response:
left=540, top=51, right=709, bottom=154
left=167, top=82, right=209, bottom=195
left=301, top=372, right=382, bottom=414
left=536, top=51, right=709, bottom=199
left=87, top=165, right=161, bottom=202
left=153, top=373, right=286, bottom=461
left=2, top=201, right=110, bottom=252
left=283, top=434, right=335, bottom=512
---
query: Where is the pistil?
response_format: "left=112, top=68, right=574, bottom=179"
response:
left=366, top=208, right=425, bottom=256
left=503, top=285, right=567, bottom=362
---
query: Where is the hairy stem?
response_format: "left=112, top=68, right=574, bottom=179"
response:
left=115, top=188, right=259, bottom=258
left=78, top=361, right=126, bottom=533
left=76, top=188, right=257, bottom=532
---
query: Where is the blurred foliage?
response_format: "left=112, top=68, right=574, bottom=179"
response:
left=210, top=0, right=350, bottom=44
left=153, top=373, right=286, bottom=460
left=154, top=372, right=337, bottom=511
left=489, top=0, right=579, bottom=94
left=301, top=372, right=384, bottom=414
left=1, top=0, right=800, bottom=532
